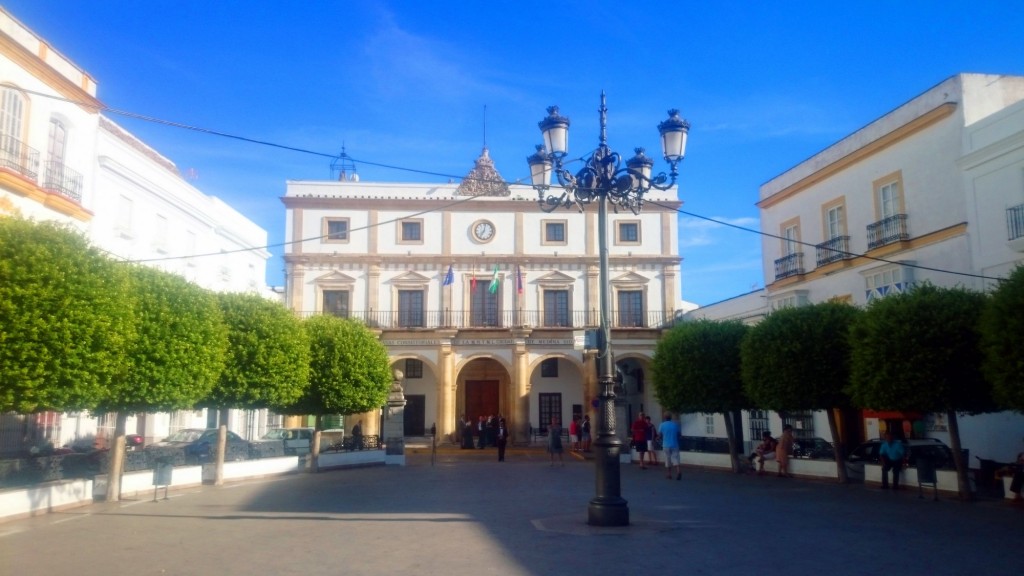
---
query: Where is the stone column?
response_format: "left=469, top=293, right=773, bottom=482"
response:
left=384, top=370, right=407, bottom=466
left=511, top=328, right=531, bottom=445
left=437, top=333, right=456, bottom=442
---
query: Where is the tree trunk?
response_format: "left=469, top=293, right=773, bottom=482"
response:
left=947, top=410, right=973, bottom=501
left=104, top=413, right=128, bottom=502
left=214, top=424, right=226, bottom=486
left=722, top=412, right=740, bottom=473
left=311, top=414, right=323, bottom=473
left=826, top=407, right=848, bottom=483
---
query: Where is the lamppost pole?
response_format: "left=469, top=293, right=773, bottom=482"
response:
left=527, top=93, right=688, bottom=527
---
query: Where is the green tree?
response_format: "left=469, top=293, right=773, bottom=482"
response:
left=292, top=315, right=391, bottom=420
left=848, top=284, right=992, bottom=499
left=0, top=218, right=134, bottom=413
left=98, top=264, right=228, bottom=500
left=289, top=315, right=391, bottom=470
left=206, top=293, right=310, bottom=412
left=980, top=266, right=1024, bottom=412
left=652, top=320, right=750, bottom=472
left=741, top=301, right=861, bottom=482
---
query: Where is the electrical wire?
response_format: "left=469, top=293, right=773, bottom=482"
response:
left=15, top=87, right=1004, bottom=283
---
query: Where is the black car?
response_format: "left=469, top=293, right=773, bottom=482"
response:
left=792, top=437, right=835, bottom=459
left=146, top=428, right=252, bottom=464
left=845, top=438, right=954, bottom=480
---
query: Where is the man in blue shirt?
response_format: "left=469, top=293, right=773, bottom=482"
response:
left=658, top=413, right=682, bottom=480
left=879, top=431, right=907, bottom=490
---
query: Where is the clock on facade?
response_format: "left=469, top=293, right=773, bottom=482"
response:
left=472, top=220, right=495, bottom=242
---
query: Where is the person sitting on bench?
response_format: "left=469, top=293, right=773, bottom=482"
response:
left=748, top=431, right=778, bottom=475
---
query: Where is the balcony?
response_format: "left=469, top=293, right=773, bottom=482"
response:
left=815, top=235, right=850, bottom=267
left=1007, top=203, right=1024, bottom=241
left=42, top=160, right=84, bottom=203
left=867, top=214, right=909, bottom=250
left=0, top=134, right=40, bottom=181
left=301, top=309, right=678, bottom=330
left=773, top=252, right=805, bottom=281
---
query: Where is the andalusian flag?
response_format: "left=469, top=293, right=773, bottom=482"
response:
left=488, top=265, right=500, bottom=294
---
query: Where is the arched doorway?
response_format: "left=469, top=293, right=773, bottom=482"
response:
left=457, top=357, right=511, bottom=427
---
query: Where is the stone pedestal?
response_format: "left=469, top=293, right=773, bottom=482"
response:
left=384, top=374, right=407, bottom=466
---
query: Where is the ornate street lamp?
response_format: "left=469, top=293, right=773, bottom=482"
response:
left=527, top=92, right=688, bottom=527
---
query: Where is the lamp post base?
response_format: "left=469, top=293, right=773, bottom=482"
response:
left=588, top=497, right=629, bottom=526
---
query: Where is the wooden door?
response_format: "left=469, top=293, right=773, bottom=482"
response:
left=404, top=395, right=425, bottom=436
left=465, top=380, right=499, bottom=420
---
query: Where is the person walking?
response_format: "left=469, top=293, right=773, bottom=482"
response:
left=644, top=415, right=659, bottom=467
left=581, top=415, right=592, bottom=452
left=631, top=413, right=649, bottom=469
left=547, top=416, right=564, bottom=466
left=879, top=431, right=907, bottom=490
left=658, top=413, right=682, bottom=480
left=776, top=424, right=794, bottom=478
left=496, top=418, right=508, bottom=462
left=352, top=420, right=364, bottom=451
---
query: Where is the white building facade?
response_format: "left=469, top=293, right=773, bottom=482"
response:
left=0, top=8, right=273, bottom=453
left=284, top=150, right=682, bottom=443
left=693, top=73, right=1024, bottom=460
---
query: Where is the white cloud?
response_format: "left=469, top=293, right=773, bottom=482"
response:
left=679, top=215, right=760, bottom=248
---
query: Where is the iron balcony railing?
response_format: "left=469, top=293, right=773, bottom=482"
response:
left=42, top=160, right=84, bottom=203
left=867, top=213, right=909, bottom=250
left=298, top=309, right=679, bottom=330
left=1007, top=203, right=1024, bottom=241
left=0, top=134, right=40, bottom=181
left=815, top=235, right=850, bottom=267
left=773, top=252, right=804, bottom=281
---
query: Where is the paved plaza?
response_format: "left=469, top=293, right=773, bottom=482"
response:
left=1, top=446, right=1021, bottom=575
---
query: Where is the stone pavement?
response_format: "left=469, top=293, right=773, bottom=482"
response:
left=0, top=446, right=1021, bottom=576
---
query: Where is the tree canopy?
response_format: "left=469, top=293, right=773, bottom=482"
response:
left=742, top=301, right=860, bottom=411
left=847, top=284, right=992, bottom=414
left=96, top=265, right=227, bottom=414
left=980, top=266, right=1024, bottom=412
left=0, top=218, right=134, bottom=413
left=652, top=319, right=749, bottom=414
left=205, top=292, right=310, bottom=411
left=288, top=315, right=392, bottom=418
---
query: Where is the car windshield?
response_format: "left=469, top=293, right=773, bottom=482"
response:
left=262, top=430, right=288, bottom=440
left=163, top=430, right=204, bottom=443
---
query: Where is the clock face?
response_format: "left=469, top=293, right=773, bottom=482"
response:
left=473, top=220, right=495, bottom=242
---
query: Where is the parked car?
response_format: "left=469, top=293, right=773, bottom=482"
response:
left=792, top=437, right=835, bottom=460
left=253, top=428, right=314, bottom=456
left=845, top=437, right=954, bottom=481
left=146, top=428, right=251, bottom=464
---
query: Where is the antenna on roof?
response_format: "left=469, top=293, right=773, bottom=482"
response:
left=330, top=143, right=359, bottom=182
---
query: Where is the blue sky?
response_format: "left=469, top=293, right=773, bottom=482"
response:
left=7, top=1, right=1023, bottom=306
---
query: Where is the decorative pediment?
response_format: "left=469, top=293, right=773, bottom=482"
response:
left=535, top=270, right=575, bottom=286
left=610, top=271, right=650, bottom=286
left=313, top=271, right=357, bottom=285
left=456, top=148, right=511, bottom=197
left=390, top=271, right=432, bottom=286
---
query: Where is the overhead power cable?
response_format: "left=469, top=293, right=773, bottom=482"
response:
left=19, top=88, right=1005, bottom=283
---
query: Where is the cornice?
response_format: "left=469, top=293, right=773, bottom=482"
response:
left=0, top=35, right=101, bottom=114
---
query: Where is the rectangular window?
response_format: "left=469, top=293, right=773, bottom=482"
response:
left=879, top=181, right=901, bottom=219
left=400, top=220, right=423, bottom=243
left=543, top=290, right=569, bottom=327
left=538, top=393, right=562, bottom=434
left=704, top=414, right=715, bottom=435
left=864, top=266, right=912, bottom=302
left=782, top=223, right=799, bottom=256
left=617, top=290, right=644, bottom=327
left=404, top=359, right=423, bottom=379
left=398, top=290, right=424, bottom=327
left=323, top=290, right=350, bottom=317
left=470, top=282, right=499, bottom=326
left=616, top=221, right=640, bottom=244
left=117, top=195, right=134, bottom=238
left=540, top=358, right=558, bottom=378
left=47, top=117, right=67, bottom=165
left=153, top=214, right=168, bottom=253
left=543, top=221, right=566, bottom=244
left=826, top=205, right=844, bottom=240
left=324, top=218, right=349, bottom=242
